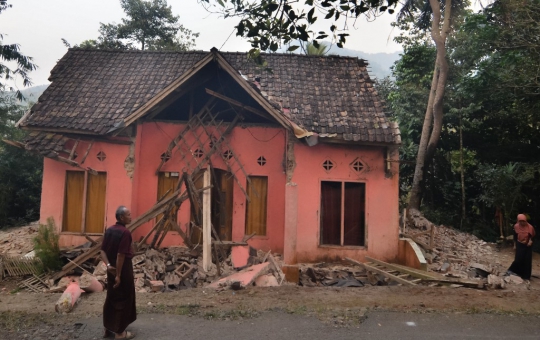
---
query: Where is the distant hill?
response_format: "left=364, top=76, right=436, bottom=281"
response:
left=325, top=46, right=401, bottom=80
left=7, top=84, right=49, bottom=104
left=278, top=43, right=401, bottom=80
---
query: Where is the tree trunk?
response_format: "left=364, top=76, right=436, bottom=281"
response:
left=459, top=112, right=466, bottom=229
left=407, top=0, right=453, bottom=212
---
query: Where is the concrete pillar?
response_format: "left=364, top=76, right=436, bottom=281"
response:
left=283, top=182, right=298, bottom=264
left=203, top=166, right=212, bottom=271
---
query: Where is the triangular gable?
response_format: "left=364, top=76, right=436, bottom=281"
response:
left=121, top=48, right=308, bottom=137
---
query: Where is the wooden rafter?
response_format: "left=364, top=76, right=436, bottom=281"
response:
left=68, top=140, right=79, bottom=160
left=205, top=88, right=273, bottom=122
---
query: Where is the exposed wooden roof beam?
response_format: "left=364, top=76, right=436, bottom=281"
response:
left=205, top=88, right=273, bottom=122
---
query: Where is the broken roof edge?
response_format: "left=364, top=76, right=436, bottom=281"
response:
left=119, top=48, right=308, bottom=138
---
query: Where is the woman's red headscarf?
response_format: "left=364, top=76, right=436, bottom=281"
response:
left=514, top=214, right=536, bottom=244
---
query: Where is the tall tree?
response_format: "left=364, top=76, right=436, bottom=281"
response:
left=200, top=0, right=400, bottom=54
left=0, top=0, right=37, bottom=99
left=398, top=0, right=465, bottom=212
left=76, top=0, right=198, bottom=51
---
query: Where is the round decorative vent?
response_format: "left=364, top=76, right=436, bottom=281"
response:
left=257, top=156, right=267, bottom=166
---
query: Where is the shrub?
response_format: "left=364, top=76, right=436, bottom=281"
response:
left=33, top=217, right=62, bottom=272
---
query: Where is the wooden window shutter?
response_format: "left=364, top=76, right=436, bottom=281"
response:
left=85, top=172, right=107, bottom=234
left=63, top=171, right=85, bottom=232
left=157, top=172, right=179, bottom=221
left=320, top=181, right=342, bottom=245
left=245, top=176, right=268, bottom=236
left=343, top=182, right=365, bottom=246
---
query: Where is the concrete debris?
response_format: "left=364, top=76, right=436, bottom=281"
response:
left=55, top=281, right=83, bottom=314
left=0, top=222, right=39, bottom=257
left=504, top=275, right=524, bottom=285
left=254, top=274, right=279, bottom=287
left=206, top=262, right=270, bottom=289
left=405, top=211, right=527, bottom=289
left=298, top=263, right=368, bottom=287
left=488, top=274, right=505, bottom=289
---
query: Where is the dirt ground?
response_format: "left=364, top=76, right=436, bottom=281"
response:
left=2, top=245, right=540, bottom=331
left=2, top=225, right=540, bottom=339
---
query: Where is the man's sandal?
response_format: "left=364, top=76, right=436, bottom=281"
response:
left=115, top=331, right=136, bottom=339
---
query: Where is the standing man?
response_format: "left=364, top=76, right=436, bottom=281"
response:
left=100, top=206, right=137, bottom=339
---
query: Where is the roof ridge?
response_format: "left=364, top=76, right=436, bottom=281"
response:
left=67, top=48, right=367, bottom=62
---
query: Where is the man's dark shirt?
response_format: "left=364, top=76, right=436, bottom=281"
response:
left=101, top=223, right=133, bottom=266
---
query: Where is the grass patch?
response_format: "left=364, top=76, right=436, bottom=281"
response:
left=0, top=312, right=48, bottom=332
left=175, top=304, right=200, bottom=316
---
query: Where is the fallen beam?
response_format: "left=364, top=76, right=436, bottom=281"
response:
left=345, top=257, right=416, bottom=286
left=365, top=257, right=437, bottom=280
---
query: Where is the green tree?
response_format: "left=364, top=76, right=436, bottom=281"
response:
left=200, top=0, right=400, bottom=53
left=477, top=163, right=534, bottom=239
left=0, top=94, right=43, bottom=229
left=0, top=0, right=37, bottom=99
left=306, top=41, right=329, bottom=55
left=75, top=0, right=198, bottom=51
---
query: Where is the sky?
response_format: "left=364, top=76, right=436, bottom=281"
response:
left=2, top=0, right=404, bottom=89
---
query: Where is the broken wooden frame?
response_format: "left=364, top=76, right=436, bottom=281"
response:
left=347, top=257, right=484, bottom=289
left=2, top=138, right=99, bottom=175
left=53, top=168, right=246, bottom=281
left=154, top=95, right=252, bottom=202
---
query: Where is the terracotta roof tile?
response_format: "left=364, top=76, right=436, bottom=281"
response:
left=24, top=49, right=399, bottom=144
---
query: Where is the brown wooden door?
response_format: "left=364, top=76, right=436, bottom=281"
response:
left=85, top=172, right=107, bottom=234
left=245, top=176, right=268, bottom=236
left=63, top=171, right=85, bottom=232
left=190, top=170, right=205, bottom=245
left=212, top=169, right=233, bottom=241
left=157, top=172, right=179, bottom=222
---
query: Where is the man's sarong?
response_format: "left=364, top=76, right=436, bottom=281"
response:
left=103, top=258, right=137, bottom=333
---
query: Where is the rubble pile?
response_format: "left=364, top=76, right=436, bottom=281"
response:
left=132, top=247, right=230, bottom=292
left=298, top=263, right=368, bottom=287
left=409, top=223, right=504, bottom=278
left=0, top=222, right=39, bottom=256
left=50, top=245, right=286, bottom=294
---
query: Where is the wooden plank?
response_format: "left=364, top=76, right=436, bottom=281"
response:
left=80, top=141, right=94, bottom=164
left=267, top=253, right=285, bottom=285
left=205, top=88, right=273, bottom=121
left=82, top=234, right=97, bottom=246
left=365, top=257, right=437, bottom=280
left=242, top=232, right=256, bottom=243
left=202, top=166, right=212, bottom=271
left=402, top=234, right=431, bottom=251
left=68, top=140, right=79, bottom=160
left=422, top=278, right=483, bottom=289
left=212, top=241, right=249, bottom=246
left=2, top=139, right=25, bottom=149
left=345, top=257, right=416, bottom=286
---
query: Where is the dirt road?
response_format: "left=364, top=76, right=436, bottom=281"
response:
left=1, top=283, right=540, bottom=337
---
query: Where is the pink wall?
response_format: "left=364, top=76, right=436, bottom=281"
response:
left=290, top=142, right=400, bottom=263
left=39, top=123, right=400, bottom=263
left=131, top=122, right=286, bottom=253
left=39, top=141, right=133, bottom=248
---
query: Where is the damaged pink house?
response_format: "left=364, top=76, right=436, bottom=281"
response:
left=14, top=48, right=401, bottom=264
